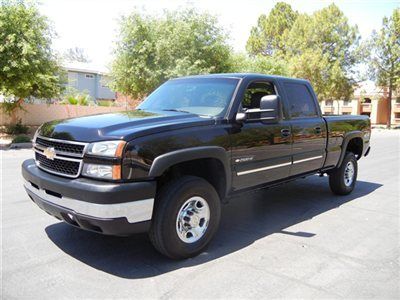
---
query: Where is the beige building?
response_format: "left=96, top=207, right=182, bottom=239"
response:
left=320, top=80, right=400, bottom=127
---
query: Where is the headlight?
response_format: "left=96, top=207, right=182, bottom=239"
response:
left=86, top=140, right=126, bottom=157
left=363, top=131, right=371, bottom=141
left=82, top=164, right=121, bottom=180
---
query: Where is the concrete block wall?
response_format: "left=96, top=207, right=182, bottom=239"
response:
left=1, top=104, right=130, bottom=126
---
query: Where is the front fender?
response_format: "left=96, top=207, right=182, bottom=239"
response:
left=149, top=146, right=231, bottom=196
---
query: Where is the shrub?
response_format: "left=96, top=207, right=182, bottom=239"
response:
left=12, top=135, right=31, bottom=143
left=66, top=95, right=78, bottom=105
left=4, top=120, right=29, bottom=134
left=77, top=94, right=90, bottom=106
left=61, top=88, right=91, bottom=105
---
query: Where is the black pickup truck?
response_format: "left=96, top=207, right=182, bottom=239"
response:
left=22, top=74, right=371, bottom=259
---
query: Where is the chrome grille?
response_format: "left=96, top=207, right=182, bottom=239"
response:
left=35, top=152, right=81, bottom=177
left=33, top=136, right=88, bottom=178
left=36, top=137, right=85, bottom=156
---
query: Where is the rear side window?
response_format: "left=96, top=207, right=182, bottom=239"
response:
left=284, top=83, right=318, bottom=118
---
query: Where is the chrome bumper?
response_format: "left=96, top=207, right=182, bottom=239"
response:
left=24, top=179, right=154, bottom=224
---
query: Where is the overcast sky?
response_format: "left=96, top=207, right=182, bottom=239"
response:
left=38, top=0, right=399, bottom=69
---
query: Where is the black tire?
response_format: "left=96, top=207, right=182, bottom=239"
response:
left=149, top=176, right=221, bottom=259
left=329, top=152, right=358, bottom=195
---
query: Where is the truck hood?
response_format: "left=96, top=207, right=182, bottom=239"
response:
left=38, top=110, right=215, bottom=142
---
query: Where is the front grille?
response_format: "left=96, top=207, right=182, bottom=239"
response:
left=34, top=136, right=87, bottom=178
left=35, top=152, right=81, bottom=177
left=36, top=137, right=85, bottom=156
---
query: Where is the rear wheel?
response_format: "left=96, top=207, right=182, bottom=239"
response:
left=149, top=176, right=221, bottom=259
left=329, top=152, right=358, bottom=195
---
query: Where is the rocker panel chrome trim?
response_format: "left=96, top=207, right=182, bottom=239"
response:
left=237, top=155, right=324, bottom=176
left=293, top=155, right=323, bottom=164
left=237, top=162, right=292, bottom=176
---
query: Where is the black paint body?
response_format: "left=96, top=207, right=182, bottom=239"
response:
left=36, top=74, right=371, bottom=197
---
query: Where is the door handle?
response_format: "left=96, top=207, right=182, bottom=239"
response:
left=281, top=129, right=291, bottom=137
left=315, top=126, right=322, bottom=134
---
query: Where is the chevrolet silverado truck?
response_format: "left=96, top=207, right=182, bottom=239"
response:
left=22, top=74, right=371, bottom=259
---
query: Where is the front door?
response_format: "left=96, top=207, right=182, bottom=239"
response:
left=231, top=81, right=292, bottom=190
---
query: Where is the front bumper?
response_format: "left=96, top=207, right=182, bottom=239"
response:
left=22, top=159, right=156, bottom=236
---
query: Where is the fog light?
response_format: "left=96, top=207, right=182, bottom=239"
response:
left=82, top=164, right=121, bottom=180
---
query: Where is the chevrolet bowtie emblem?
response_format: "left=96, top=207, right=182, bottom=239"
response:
left=43, top=147, right=56, bottom=160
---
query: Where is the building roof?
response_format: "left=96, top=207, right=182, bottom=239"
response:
left=62, top=62, right=109, bottom=75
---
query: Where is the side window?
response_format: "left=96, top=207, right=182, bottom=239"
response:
left=284, top=83, right=318, bottom=118
left=242, top=81, right=275, bottom=110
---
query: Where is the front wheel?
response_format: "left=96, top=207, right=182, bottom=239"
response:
left=149, top=176, right=221, bottom=259
left=329, top=152, right=358, bottom=195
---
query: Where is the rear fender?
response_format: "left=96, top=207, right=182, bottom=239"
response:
left=336, top=131, right=363, bottom=167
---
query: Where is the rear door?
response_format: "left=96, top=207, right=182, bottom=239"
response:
left=231, top=80, right=292, bottom=190
left=283, top=82, right=327, bottom=176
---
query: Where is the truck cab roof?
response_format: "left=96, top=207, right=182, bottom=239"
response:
left=174, top=73, right=310, bottom=85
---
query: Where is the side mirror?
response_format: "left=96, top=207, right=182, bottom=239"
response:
left=236, top=95, right=279, bottom=123
left=259, top=95, right=279, bottom=121
left=237, top=95, right=279, bottom=123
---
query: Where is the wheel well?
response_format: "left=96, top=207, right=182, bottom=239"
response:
left=346, top=137, right=363, bottom=159
left=156, top=158, right=227, bottom=201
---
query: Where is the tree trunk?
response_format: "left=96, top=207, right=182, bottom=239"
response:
left=387, top=81, right=392, bottom=128
left=10, top=98, right=24, bottom=124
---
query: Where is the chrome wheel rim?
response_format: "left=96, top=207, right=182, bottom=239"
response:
left=344, top=161, right=355, bottom=187
left=176, top=196, right=210, bottom=243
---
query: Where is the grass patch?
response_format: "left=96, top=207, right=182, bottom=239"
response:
left=97, top=100, right=114, bottom=107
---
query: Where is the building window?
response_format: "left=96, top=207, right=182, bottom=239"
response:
left=343, top=100, right=351, bottom=106
left=395, top=113, right=400, bottom=119
left=325, top=100, right=333, bottom=106
left=85, top=74, right=95, bottom=79
left=342, top=112, right=351, bottom=115
left=363, top=97, right=372, bottom=104
left=396, top=97, right=400, bottom=104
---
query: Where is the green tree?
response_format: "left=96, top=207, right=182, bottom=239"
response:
left=111, top=9, right=232, bottom=99
left=229, top=52, right=288, bottom=76
left=285, top=4, right=360, bottom=101
left=0, top=0, right=64, bottom=123
left=246, top=2, right=298, bottom=56
left=247, top=3, right=361, bottom=101
left=368, top=8, right=400, bottom=128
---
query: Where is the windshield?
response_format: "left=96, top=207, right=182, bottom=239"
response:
left=138, top=77, right=239, bottom=117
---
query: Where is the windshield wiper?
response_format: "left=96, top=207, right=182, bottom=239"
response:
left=162, top=109, right=191, bottom=113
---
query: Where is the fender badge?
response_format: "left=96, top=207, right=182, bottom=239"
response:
left=235, top=157, right=254, bottom=163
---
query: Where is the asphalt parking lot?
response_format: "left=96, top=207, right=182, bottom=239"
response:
left=1, top=130, right=399, bottom=299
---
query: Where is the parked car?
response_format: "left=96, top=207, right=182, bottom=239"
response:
left=22, top=74, right=371, bottom=259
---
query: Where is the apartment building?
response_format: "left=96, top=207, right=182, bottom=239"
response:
left=320, top=80, right=400, bottom=127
